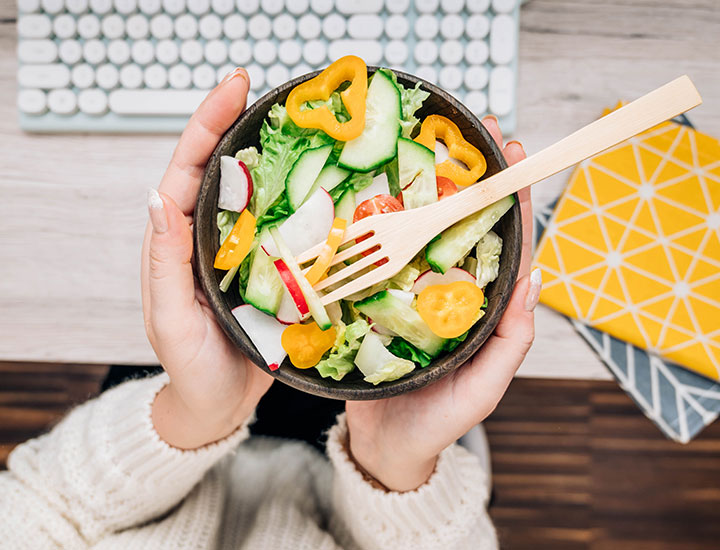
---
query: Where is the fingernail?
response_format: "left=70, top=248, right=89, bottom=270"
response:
left=220, top=67, right=249, bottom=86
left=525, top=268, right=542, bottom=311
left=148, top=188, right=168, bottom=234
left=506, top=140, right=525, bottom=154
left=482, top=114, right=498, bottom=125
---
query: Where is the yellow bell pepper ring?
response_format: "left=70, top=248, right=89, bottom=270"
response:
left=305, top=217, right=347, bottom=286
left=213, top=209, right=256, bottom=270
left=416, top=281, right=485, bottom=339
left=286, top=55, right=368, bottom=142
left=414, top=115, right=487, bottom=187
left=281, top=322, right=337, bottom=369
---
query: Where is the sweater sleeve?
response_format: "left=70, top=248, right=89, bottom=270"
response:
left=2, top=373, right=251, bottom=547
left=326, top=414, right=498, bottom=550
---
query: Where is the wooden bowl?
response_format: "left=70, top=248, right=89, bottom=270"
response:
left=194, top=67, right=522, bottom=400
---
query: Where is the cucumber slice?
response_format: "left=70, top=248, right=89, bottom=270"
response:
left=355, top=290, right=446, bottom=356
left=308, top=164, right=350, bottom=198
left=338, top=70, right=401, bottom=173
left=398, top=138, right=437, bottom=209
left=286, top=145, right=333, bottom=211
left=426, top=195, right=515, bottom=274
left=244, top=246, right=284, bottom=315
left=335, top=189, right=355, bottom=223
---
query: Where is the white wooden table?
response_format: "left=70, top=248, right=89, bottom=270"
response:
left=1, top=0, right=718, bottom=380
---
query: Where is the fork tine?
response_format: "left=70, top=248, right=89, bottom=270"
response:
left=326, top=236, right=381, bottom=267
left=313, top=248, right=386, bottom=291
left=294, top=218, right=374, bottom=265
left=320, top=261, right=399, bottom=305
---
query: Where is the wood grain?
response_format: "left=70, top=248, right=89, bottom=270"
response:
left=0, top=0, right=718, bottom=381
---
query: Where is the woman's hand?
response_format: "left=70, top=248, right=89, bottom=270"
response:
left=141, top=68, right=273, bottom=450
left=345, top=116, right=541, bottom=492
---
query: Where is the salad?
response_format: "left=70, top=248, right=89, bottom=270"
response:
left=213, top=56, right=514, bottom=385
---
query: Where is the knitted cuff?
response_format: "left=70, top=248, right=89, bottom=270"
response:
left=327, top=413, right=494, bottom=550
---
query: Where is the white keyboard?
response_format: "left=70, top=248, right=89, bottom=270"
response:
left=17, top=0, right=520, bottom=133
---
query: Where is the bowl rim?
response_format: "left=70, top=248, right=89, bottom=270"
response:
left=194, top=66, right=522, bottom=400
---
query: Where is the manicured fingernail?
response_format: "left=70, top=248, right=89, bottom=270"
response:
left=525, top=268, right=542, bottom=311
left=506, top=140, right=525, bottom=154
left=482, top=114, right=498, bottom=125
left=220, top=67, right=249, bottom=86
left=148, top=188, right=168, bottom=234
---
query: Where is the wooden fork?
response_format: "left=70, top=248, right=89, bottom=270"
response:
left=296, top=75, right=702, bottom=305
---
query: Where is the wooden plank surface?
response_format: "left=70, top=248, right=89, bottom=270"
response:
left=0, top=1, right=718, bottom=379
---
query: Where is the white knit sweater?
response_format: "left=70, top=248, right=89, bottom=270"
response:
left=1, top=374, right=497, bottom=549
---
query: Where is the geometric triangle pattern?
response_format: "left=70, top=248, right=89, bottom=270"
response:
left=533, top=116, right=720, bottom=380
left=534, top=177, right=720, bottom=444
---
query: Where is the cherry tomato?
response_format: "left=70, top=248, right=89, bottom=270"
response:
left=397, top=176, right=458, bottom=207
left=352, top=195, right=404, bottom=266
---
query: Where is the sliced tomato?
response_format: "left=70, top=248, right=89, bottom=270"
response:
left=436, top=176, right=458, bottom=199
left=352, top=194, right=404, bottom=266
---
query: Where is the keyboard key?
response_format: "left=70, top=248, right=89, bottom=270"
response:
left=58, top=40, right=83, bottom=64
left=168, top=63, right=192, bottom=88
left=18, top=40, right=58, bottom=63
left=108, top=39, right=132, bottom=64
left=131, top=40, right=154, bottom=65
left=199, top=13, right=223, bottom=39
left=96, top=63, right=120, bottom=88
left=248, top=14, right=272, bottom=39
left=18, top=89, right=47, bottom=114
left=439, top=66, right=462, bottom=90
left=109, top=89, right=206, bottom=114
left=278, top=40, right=301, bottom=65
left=303, top=40, right=326, bottom=65
left=467, top=0, right=490, bottom=11
left=52, top=14, right=76, bottom=38
left=18, top=0, right=41, bottom=12
left=337, top=0, right=382, bottom=12
left=266, top=63, right=290, bottom=88
left=464, top=90, right=487, bottom=114
left=119, top=64, right=143, bottom=88
left=466, top=14, right=489, bottom=39
left=204, top=39, right=228, bottom=65
left=415, top=65, right=437, bottom=84
left=328, top=40, right=382, bottom=64
left=291, top=62, right=312, bottom=79
left=348, top=15, right=383, bottom=39
left=126, top=14, right=149, bottom=39
left=192, top=64, right=216, bottom=88
left=441, top=0, right=463, bottom=12
left=440, top=14, right=463, bottom=39
left=41, top=0, right=63, bottom=13
left=162, top=0, right=185, bottom=14
left=414, top=40, right=437, bottom=64
left=229, top=40, right=252, bottom=64
left=488, top=65, right=513, bottom=116
left=18, top=15, right=52, bottom=38
left=297, top=14, right=321, bottom=40
left=274, top=13, right=297, bottom=39
left=223, top=14, right=246, bottom=39
left=464, top=65, right=488, bottom=89
left=385, top=15, right=408, bottom=39
left=322, top=14, right=345, bottom=40
left=439, top=40, right=463, bottom=64
left=237, top=0, right=259, bottom=15
left=78, top=13, right=101, bottom=38
left=490, top=14, right=516, bottom=65
left=261, top=0, right=283, bottom=14
left=384, top=40, right=408, bottom=65
left=89, top=0, right=113, bottom=13
left=416, top=0, right=438, bottom=13
left=71, top=63, right=94, bottom=88
left=139, top=0, right=161, bottom=14
left=310, top=0, right=332, bottom=14
left=211, top=0, right=233, bottom=13
left=187, top=0, right=210, bottom=14
left=180, top=40, right=203, bottom=65
left=83, top=39, right=106, bottom=64
left=66, top=0, right=88, bottom=14
left=113, top=0, right=136, bottom=15
left=48, top=89, right=77, bottom=114
left=286, top=0, right=308, bottom=15
left=414, top=15, right=438, bottom=39
left=245, top=63, right=264, bottom=90
left=385, top=0, right=409, bottom=12
left=101, top=14, right=125, bottom=39
left=492, top=0, right=516, bottom=13
left=78, top=88, right=108, bottom=114
left=216, top=63, right=235, bottom=83
left=152, top=14, right=175, bottom=38
left=254, top=39, right=277, bottom=65
left=145, top=63, right=168, bottom=88
left=156, top=39, right=179, bottom=64
left=465, top=40, right=488, bottom=64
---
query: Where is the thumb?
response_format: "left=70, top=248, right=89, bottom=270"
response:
left=147, top=189, right=196, bottom=327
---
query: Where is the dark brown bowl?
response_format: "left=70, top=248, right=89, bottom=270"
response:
left=194, top=67, right=522, bottom=400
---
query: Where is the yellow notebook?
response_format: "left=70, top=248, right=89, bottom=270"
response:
left=533, top=114, right=720, bottom=380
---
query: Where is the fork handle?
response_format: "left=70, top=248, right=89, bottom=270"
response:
left=427, top=75, right=702, bottom=233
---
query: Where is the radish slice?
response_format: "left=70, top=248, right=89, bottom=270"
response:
left=276, top=287, right=303, bottom=325
left=231, top=305, right=287, bottom=368
left=411, top=267, right=476, bottom=294
left=354, top=172, right=390, bottom=205
left=261, top=188, right=335, bottom=257
left=274, top=259, right=309, bottom=315
left=218, top=156, right=253, bottom=212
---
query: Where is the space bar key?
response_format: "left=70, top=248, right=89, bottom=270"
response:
left=109, top=89, right=208, bottom=116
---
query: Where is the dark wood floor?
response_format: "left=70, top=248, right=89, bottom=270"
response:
left=2, top=362, right=720, bottom=549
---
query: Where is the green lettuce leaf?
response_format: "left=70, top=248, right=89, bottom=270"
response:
left=315, top=319, right=371, bottom=381
left=256, top=194, right=292, bottom=229
left=217, top=210, right=239, bottom=244
left=388, top=263, right=421, bottom=292
left=364, top=359, right=415, bottom=385
left=234, top=146, right=260, bottom=170
left=387, top=338, right=433, bottom=368
left=475, top=230, right=503, bottom=289
left=305, top=91, right=350, bottom=123
left=442, top=330, right=470, bottom=354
